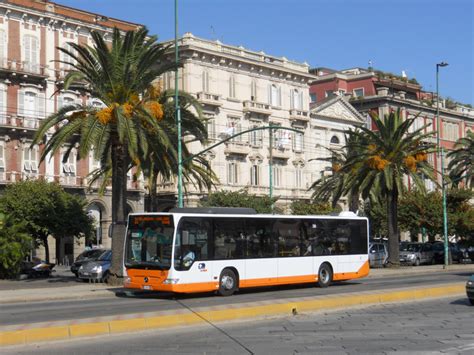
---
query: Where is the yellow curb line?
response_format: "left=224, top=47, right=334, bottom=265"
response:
left=0, top=283, right=465, bottom=347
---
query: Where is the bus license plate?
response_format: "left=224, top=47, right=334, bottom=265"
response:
left=142, top=285, right=152, bottom=290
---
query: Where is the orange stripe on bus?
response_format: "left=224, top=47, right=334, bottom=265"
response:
left=333, top=260, right=370, bottom=281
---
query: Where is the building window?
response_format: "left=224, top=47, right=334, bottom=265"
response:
left=227, top=161, right=239, bottom=185
left=23, top=35, right=39, bottom=73
left=295, top=166, right=303, bottom=188
left=229, top=75, right=236, bottom=98
left=249, top=126, right=263, bottom=147
left=0, top=30, right=6, bottom=65
left=23, top=146, right=38, bottom=175
left=0, top=84, right=6, bottom=121
left=325, top=90, right=334, bottom=98
left=330, top=135, right=340, bottom=144
left=293, top=132, right=304, bottom=152
left=269, top=84, right=281, bottom=107
left=272, top=163, right=283, bottom=187
left=250, top=164, right=260, bottom=186
left=443, top=121, right=459, bottom=141
left=202, top=70, right=210, bottom=93
left=0, top=143, right=5, bottom=179
left=62, top=151, right=76, bottom=177
left=61, top=42, right=76, bottom=70
left=205, top=116, right=216, bottom=140
left=58, top=95, right=76, bottom=111
left=309, top=93, right=317, bottom=103
left=18, top=90, right=46, bottom=118
left=353, top=88, right=364, bottom=97
left=291, top=89, right=303, bottom=109
left=251, top=79, right=257, bottom=101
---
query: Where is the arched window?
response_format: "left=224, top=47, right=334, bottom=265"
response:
left=330, top=135, right=340, bottom=144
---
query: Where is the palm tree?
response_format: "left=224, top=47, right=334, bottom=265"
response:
left=342, top=109, right=437, bottom=267
left=447, top=130, right=474, bottom=188
left=32, top=27, right=179, bottom=284
left=310, top=131, right=362, bottom=212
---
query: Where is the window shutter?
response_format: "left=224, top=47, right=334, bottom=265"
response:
left=57, top=95, right=63, bottom=111
left=268, top=84, right=272, bottom=104
left=290, top=89, right=294, bottom=109
left=31, top=37, right=38, bottom=66
left=18, top=90, right=25, bottom=116
left=299, top=92, right=303, bottom=109
left=23, top=36, right=30, bottom=63
left=38, top=93, right=45, bottom=118
left=278, top=87, right=282, bottom=107
left=0, top=30, right=5, bottom=62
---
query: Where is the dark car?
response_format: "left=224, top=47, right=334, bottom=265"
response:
left=78, top=250, right=112, bottom=283
left=466, top=274, right=474, bottom=305
left=432, top=242, right=464, bottom=264
left=70, top=249, right=105, bottom=277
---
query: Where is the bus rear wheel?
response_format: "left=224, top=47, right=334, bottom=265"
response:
left=218, top=269, right=237, bottom=296
left=317, top=263, right=332, bottom=288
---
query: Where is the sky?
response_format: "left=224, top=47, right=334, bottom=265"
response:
left=58, top=0, right=473, bottom=105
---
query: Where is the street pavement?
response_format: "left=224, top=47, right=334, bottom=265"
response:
left=0, top=264, right=473, bottom=304
left=4, top=296, right=473, bottom=354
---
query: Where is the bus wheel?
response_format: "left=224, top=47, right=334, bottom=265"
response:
left=317, top=263, right=332, bottom=288
left=218, top=269, right=237, bottom=296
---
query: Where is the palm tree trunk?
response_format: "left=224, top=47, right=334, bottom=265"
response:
left=108, top=141, right=128, bottom=285
left=149, top=168, right=158, bottom=212
left=386, top=188, right=400, bottom=267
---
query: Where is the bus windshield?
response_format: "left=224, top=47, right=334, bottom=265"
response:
left=124, top=215, right=174, bottom=270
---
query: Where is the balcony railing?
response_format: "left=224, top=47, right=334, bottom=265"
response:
left=289, top=109, right=310, bottom=122
left=0, top=115, right=41, bottom=130
left=224, top=143, right=250, bottom=156
left=0, top=58, right=48, bottom=78
left=242, top=100, right=272, bottom=116
left=196, top=92, right=222, bottom=107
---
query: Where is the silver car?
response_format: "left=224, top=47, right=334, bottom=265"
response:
left=399, top=243, right=434, bottom=266
left=369, top=242, right=388, bottom=268
left=78, top=250, right=112, bottom=282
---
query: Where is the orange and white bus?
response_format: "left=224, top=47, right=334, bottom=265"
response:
left=123, top=208, right=369, bottom=296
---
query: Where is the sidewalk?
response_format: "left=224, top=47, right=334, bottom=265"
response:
left=1, top=264, right=473, bottom=305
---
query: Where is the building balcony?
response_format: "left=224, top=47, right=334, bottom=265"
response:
left=289, top=109, right=310, bottom=122
left=242, top=100, right=272, bottom=116
left=268, top=147, right=290, bottom=160
left=196, top=92, right=223, bottom=107
left=0, top=115, right=41, bottom=132
left=224, top=142, right=250, bottom=156
left=59, top=175, right=79, bottom=186
left=0, top=58, right=48, bottom=80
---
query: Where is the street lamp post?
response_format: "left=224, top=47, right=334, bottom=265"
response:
left=436, top=61, right=449, bottom=268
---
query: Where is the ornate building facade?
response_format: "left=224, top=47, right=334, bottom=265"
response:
left=0, top=0, right=144, bottom=264
left=157, top=34, right=365, bottom=212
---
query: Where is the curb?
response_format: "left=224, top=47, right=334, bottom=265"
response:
left=0, top=282, right=466, bottom=347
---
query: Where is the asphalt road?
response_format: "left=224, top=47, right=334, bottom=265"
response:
left=4, top=296, right=473, bottom=354
left=0, top=271, right=470, bottom=326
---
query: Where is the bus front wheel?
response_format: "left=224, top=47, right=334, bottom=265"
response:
left=317, top=263, right=332, bottom=288
left=218, top=269, right=237, bottom=296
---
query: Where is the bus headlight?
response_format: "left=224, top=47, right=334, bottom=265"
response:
left=163, top=278, right=180, bottom=284
left=124, top=277, right=131, bottom=285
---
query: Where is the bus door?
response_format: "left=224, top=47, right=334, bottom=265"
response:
left=174, top=217, right=213, bottom=285
left=240, top=218, right=278, bottom=287
left=275, top=219, right=315, bottom=284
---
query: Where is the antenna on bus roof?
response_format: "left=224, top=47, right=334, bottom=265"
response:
left=169, top=207, right=257, bottom=215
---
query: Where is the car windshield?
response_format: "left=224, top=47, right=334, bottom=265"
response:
left=98, top=250, right=112, bottom=261
left=77, top=249, right=103, bottom=261
left=124, top=215, right=174, bottom=270
left=401, top=243, right=422, bottom=252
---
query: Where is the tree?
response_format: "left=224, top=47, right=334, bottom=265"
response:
left=341, top=109, right=437, bottom=267
left=0, top=180, right=94, bottom=263
left=290, top=200, right=339, bottom=215
left=310, top=132, right=363, bottom=212
left=447, top=130, right=474, bottom=188
left=201, top=189, right=278, bottom=214
left=32, top=28, right=178, bottom=284
left=0, top=213, right=32, bottom=279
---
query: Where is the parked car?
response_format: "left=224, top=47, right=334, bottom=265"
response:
left=432, top=242, right=465, bottom=264
left=466, top=274, right=474, bottom=305
left=70, top=249, right=105, bottom=277
left=78, top=250, right=112, bottom=283
left=369, top=242, right=388, bottom=268
left=399, top=243, right=434, bottom=266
